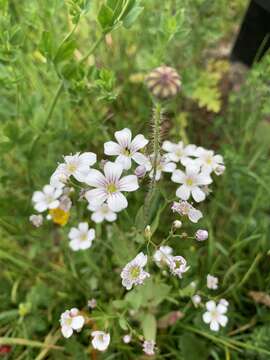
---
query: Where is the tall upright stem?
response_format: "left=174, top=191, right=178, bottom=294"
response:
left=144, top=101, right=163, bottom=224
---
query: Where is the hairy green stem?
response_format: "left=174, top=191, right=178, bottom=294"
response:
left=144, top=101, right=163, bottom=224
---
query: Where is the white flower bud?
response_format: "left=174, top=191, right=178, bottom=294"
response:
left=195, top=229, right=208, bottom=241
left=29, top=214, right=43, bottom=227
left=214, top=164, right=226, bottom=176
left=134, top=165, right=147, bottom=178
left=173, top=220, right=182, bottom=229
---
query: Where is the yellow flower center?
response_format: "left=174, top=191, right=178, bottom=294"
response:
left=67, top=163, right=77, bottom=173
left=122, top=148, right=131, bottom=156
left=206, top=156, right=212, bottom=165
left=107, top=183, right=117, bottom=194
left=186, top=178, right=193, bottom=186
left=49, top=208, right=70, bottom=226
left=130, top=266, right=140, bottom=279
left=80, top=233, right=88, bottom=242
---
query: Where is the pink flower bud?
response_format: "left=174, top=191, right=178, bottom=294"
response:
left=134, top=165, right=147, bottom=178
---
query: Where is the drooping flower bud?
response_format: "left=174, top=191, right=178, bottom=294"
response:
left=146, top=66, right=181, bottom=100
left=173, top=220, right=182, bottom=229
left=134, top=165, right=147, bottom=178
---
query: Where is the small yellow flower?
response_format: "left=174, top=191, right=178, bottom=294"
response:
left=49, top=208, right=70, bottom=226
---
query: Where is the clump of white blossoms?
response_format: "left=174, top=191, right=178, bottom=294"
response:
left=162, top=140, right=197, bottom=165
left=91, top=331, right=110, bottom=352
left=85, top=161, right=139, bottom=212
left=169, top=255, right=189, bottom=278
left=60, top=308, right=85, bottom=338
left=153, top=246, right=173, bottom=268
left=104, top=128, right=149, bottom=170
left=142, top=340, right=156, bottom=356
left=171, top=200, right=203, bottom=223
left=88, top=203, right=117, bottom=223
left=29, top=214, right=43, bottom=227
left=68, top=222, right=95, bottom=251
left=121, top=252, right=150, bottom=290
left=203, top=300, right=228, bottom=332
left=32, top=184, right=62, bottom=212
left=171, top=165, right=212, bottom=202
left=50, top=152, right=97, bottom=187
left=207, top=274, right=219, bottom=290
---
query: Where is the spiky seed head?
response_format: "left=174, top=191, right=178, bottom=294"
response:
left=146, top=66, right=181, bottom=100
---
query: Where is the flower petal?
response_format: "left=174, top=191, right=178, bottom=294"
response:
left=119, top=175, right=139, bottom=192
left=61, top=326, right=73, bottom=338
left=176, top=185, right=190, bottom=200
left=85, top=169, right=106, bottom=187
left=162, top=140, right=176, bottom=152
left=115, top=155, right=132, bottom=170
left=130, top=134, right=148, bottom=152
left=104, top=161, right=123, bottom=182
left=132, top=152, right=149, bottom=166
left=210, top=320, right=219, bottom=332
left=80, top=152, right=97, bottom=166
left=91, top=211, right=104, bottom=223
left=104, top=141, right=122, bottom=156
left=72, top=315, right=85, bottom=330
left=202, top=312, right=211, bottom=324
left=171, top=170, right=185, bottom=184
left=206, top=300, right=216, bottom=311
left=188, top=208, right=203, bottom=223
left=191, top=187, right=206, bottom=202
left=162, top=162, right=176, bottom=173
left=85, top=189, right=107, bottom=206
left=218, top=314, right=228, bottom=327
left=107, top=192, right=128, bottom=212
left=115, top=128, right=132, bottom=148
left=105, top=211, right=117, bottom=222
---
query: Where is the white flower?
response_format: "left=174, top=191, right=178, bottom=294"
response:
left=91, top=331, right=110, bottom=351
left=60, top=308, right=85, bottom=338
left=88, top=298, right=97, bottom=309
left=104, top=128, right=149, bottom=170
left=207, top=274, right=218, bottom=290
left=32, top=185, right=62, bottom=212
left=51, top=152, right=97, bottom=186
left=171, top=201, right=203, bottom=223
left=85, top=161, right=139, bottom=212
left=153, top=246, right=173, bottom=268
left=171, top=166, right=212, bottom=202
left=192, top=147, right=224, bottom=174
left=192, top=294, right=202, bottom=307
left=203, top=300, right=228, bottom=332
left=146, top=154, right=176, bottom=181
left=87, top=203, right=117, bottom=223
left=68, top=222, right=95, bottom=251
left=169, top=255, right=189, bottom=278
left=123, top=334, right=132, bottom=344
left=162, top=140, right=197, bottom=164
left=29, top=214, right=43, bottom=227
left=121, top=252, right=150, bottom=290
left=142, top=340, right=156, bottom=356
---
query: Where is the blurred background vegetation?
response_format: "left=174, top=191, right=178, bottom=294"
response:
left=1, top=0, right=270, bottom=359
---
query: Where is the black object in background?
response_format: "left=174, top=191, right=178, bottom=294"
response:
left=231, top=0, right=270, bottom=66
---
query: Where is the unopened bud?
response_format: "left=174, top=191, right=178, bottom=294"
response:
left=135, top=165, right=147, bottom=178
left=214, top=164, right=226, bottom=176
left=173, top=220, right=182, bottom=229
left=144, top=225, right=152, bottom=239
left=146, top=66, right=181, bottom=100
left=195, top=229, right=208, bottom=241
left=29, top=214, right=43, bottom=227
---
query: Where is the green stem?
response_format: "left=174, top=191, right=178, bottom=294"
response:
left=79, top=35, right=104, bottom=64
left=144, top=102, right=163, bottom=224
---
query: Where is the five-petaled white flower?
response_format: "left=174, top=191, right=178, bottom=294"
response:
left=87, top=203, right=117, bottom=223
left=60, top=308, right=85, bottom=338
left=162, top=140, right=197, bottom=164
left=153, top=246, right=173, bottom=268
left=32, top=185, right=62, bottom=212
left=104, top=128, right=149, bottom=170
left=68, top=222, right=95, bottom=251
left=171, top=166, right=212, bottom=202
left=203, top=300, right=228, bottom=332
left=142, top=340, right=156, bottom=356
left=207, top=274, right=219, bottom=290
left=169, top=255, right=189, bottom=278
left=145, top=154, right=176, bottom=181
left=192, top=147, right=224, bottom=174
left=85, top=161, right=139, bottom=212
left=50, top=152, right=97, bottom=186
left=171, top=200, right=203, bottom=223
left=91, top=331, right=110, bottom=352
left=121, top=252, right=150, bottom=290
